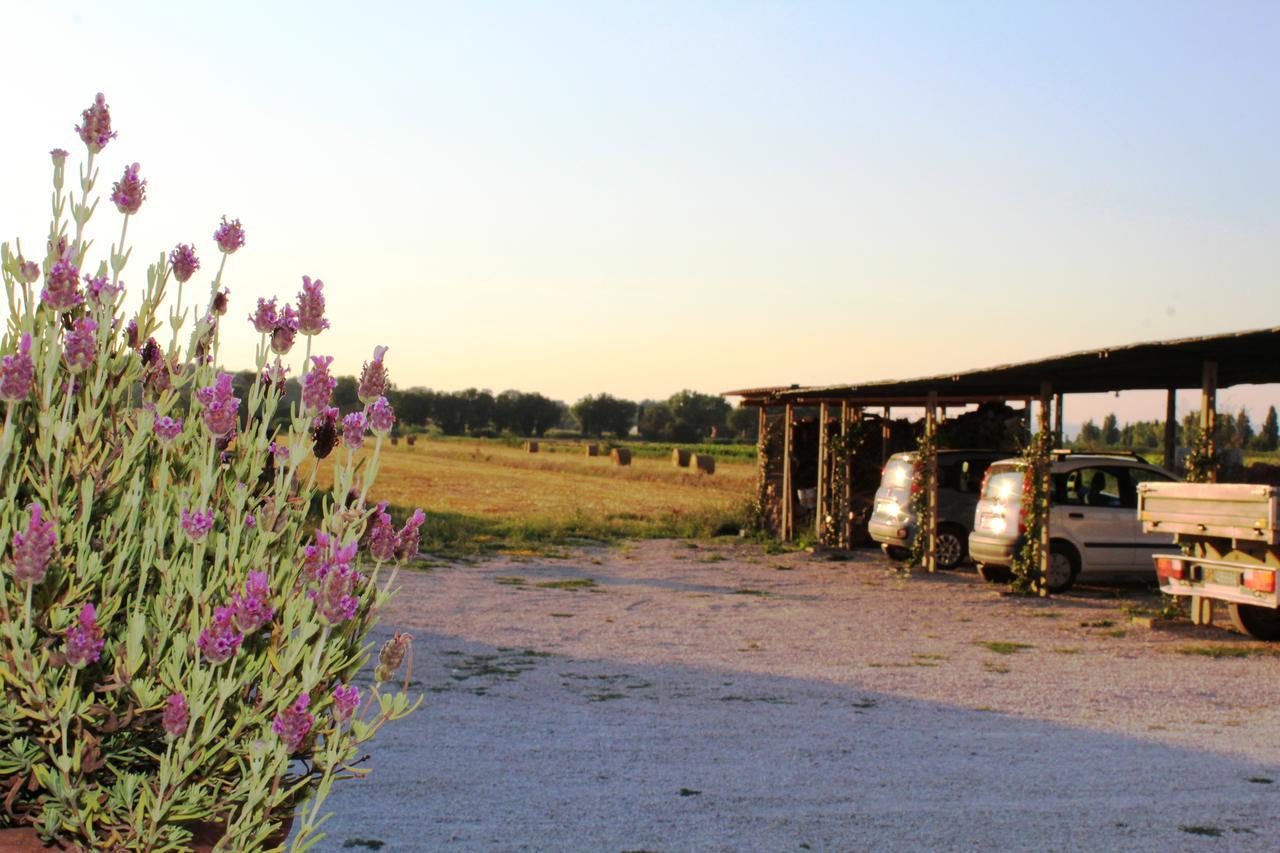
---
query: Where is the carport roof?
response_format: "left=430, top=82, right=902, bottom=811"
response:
left=725, top=325, right=1280, bottom=405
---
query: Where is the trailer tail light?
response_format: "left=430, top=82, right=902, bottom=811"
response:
left=1154, top=557, right=1187, bottom=581
left=1243, top=570, right=1276, bottom=593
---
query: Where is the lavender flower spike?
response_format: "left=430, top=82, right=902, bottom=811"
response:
left=357, top=346, right=389, bottom=405
left=110, top=162, right=146, bottom=215
left=162, top=693, right=189, bottom=737
left=302, top=356, right=336, bottom=412
left=41, top=255, right=82, bottom=312
left=181, top=508, right=214, bottom=542
left=332, top=684, right=360, bottom=722
left=12, top=503, right=57, bottom=584
left=213, top=216, right=246, bottom=254
left=366, top=502, right=397, bottom=562
left=0, top=333, right=35, bottom=402
left=75, top=93, right=117, bottom=153
left=153, top=415, right=183, bottom=444
left=194, top=373, right=240, bottom=438
left=231, top=571, right=275, bottom=634
left=297, top=275, right=329, bottom=335
left=270, top=304, right=299, bottom=355
left=273, top=693, right=314, bottom=753
left=342, top=411, right=367, bottom=450
left=65, top=603, right=105, bottom=667
left=197, top=607, right=243, bottom=664
left=394, top=509, right=427, bottom=561
left=367, top=396, right=395, bottom=436
left=63, top=317, right=99, bottom=373
left=311, top=406, right=339, bottom=459
left=169, top=244, right=200, bottom=283
left=250, top=297, right=279, bottom=335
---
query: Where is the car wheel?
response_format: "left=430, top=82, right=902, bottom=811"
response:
left=976, top=563, right=1013, bottom=584
left=883, top=545, right=909, bottom=562
left=1044, top=542, right=1080, bottom=594
left=1229, top=603, right=1280, bottom=641
left=935, top=525, right=966, bottom=570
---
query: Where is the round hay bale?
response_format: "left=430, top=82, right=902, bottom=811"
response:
left=390, top=436, right=400, bottom=446
left=691, top=453, right=716, bottom=475
left=523, top=441, right=539, bottom=453
left=672, top=448, right=691, bottom=467
left=584, top=443, right=600, bottom=457
left=406, top=434, right=417, bottom=447
left=610, top=447, right=632, bottom=466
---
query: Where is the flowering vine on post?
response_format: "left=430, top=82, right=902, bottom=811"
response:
left=1010, top=425, right=1053, bottom=595
left=907, top=426, right=936, bottom=569
left=0, top=93, right=423, bottom=851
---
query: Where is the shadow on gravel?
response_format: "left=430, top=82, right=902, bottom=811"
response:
left=312, top=627, right=1280, bottom=852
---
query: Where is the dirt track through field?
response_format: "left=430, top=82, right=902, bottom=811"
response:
left=316, top=541, right=1280, bottom=851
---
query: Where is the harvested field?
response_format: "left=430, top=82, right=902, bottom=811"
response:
left=318, top=541, right=1280, bottom=850
left=308, top=439, right=753, bottom=554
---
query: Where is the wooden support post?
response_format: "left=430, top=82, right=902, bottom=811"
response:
left=1038, top=381, right=1053, bottom=597
left=1163, top=389, right=1177, bottom=473
left=840, top=402, right=851, bottom=549
left=782, top=402, right=794, bottom=541
left=1201, top=361, right=1218, bottom=483
left=816, top=402, right=828, bottom=542
left=881, top=406, right=891, bottom=466
left=925, top=391, right=938, bottom=573
left=1053, top=393, right=1064, bottom=449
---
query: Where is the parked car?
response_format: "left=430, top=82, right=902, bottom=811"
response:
left=868, top=450, right=1009, bottom=569
left=968, top=451, right=1179, bottom=592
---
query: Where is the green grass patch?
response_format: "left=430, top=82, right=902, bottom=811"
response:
left=974, top=641, right=1035, bottom=655
left=1175, top=644, right=1277, bottom=659
left=535, top=578, right=598, bottom=591
left=494, top=576, right=526, bottom=586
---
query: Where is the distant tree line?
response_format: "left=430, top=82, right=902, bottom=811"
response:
left=1074, top=405, right=1279, bottom=452
left=230, top=373, right=758, bottom=441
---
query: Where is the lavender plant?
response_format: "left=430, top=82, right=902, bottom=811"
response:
left=0, top=94, right=422, bottom=851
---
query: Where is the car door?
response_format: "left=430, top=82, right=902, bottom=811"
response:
left=1123, top=466, right=1179, bottom=571
left=1053, top=466, right=1134, bottom=573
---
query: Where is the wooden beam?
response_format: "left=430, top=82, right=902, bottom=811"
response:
left=925, top=391, right=938, bottom=573
left=1202, top=361, right=1218, bottom=483
left=1053, top=393, right=1064, bottom=449
left=816, top=402, right=828, bottom=542
left=782, top=402, right=794, bottom=541
left=841, top=402, right=851, bottom=549
left=1163, top=389, right=1177, bottom=473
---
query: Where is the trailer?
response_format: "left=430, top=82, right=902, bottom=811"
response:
left=1137, top=481, right=1280, bottom=639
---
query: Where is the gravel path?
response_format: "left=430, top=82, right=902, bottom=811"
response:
left=315, top=540, right=1280, bottom=851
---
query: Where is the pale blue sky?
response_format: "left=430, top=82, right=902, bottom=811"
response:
left=2, top=1, right=1277, bottom=427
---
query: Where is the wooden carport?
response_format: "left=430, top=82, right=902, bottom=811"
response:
left=727, top=325, right=1280, bottom=587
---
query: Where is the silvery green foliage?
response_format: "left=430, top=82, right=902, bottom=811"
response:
left=0, top=96, right=419, bottom=851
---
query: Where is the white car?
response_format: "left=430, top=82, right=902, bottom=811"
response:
left=967, top=452, right=1179, bottom=593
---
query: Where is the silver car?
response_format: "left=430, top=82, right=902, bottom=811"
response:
left=868, top=450, right=1007, bottom=569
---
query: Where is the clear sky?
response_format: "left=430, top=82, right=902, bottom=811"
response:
left=2, top=1, right=1278, bottom=428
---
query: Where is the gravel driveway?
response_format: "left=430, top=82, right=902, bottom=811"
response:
left=314, top=540, right=1280, bottom=851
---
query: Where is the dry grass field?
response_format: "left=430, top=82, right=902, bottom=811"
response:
left=309, top=438, right=755, bottom=555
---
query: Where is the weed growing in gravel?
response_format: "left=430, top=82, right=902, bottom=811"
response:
left=1080, top=619, right=1114, bottom=628
left=974, top=641, right=1035, bottom=655
left=1179, top=825, right=1223, bottom=837
left=1176, top=645, right=1277, bottom=659
left=536, top=578, right=599, bottom=591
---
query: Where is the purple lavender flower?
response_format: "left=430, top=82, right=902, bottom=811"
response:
left=75, top=93, right=117, bottom=152
left=0, top=333, right=35, bottom=402
left=12, top=503, right=57, bottom=584
left=211, top=287, right=229, bottom=316
left=342, top=411, right=367, bottom=450
left=375, top=631, right=413, bottom=682
left=213, top=216, right=246, bottom=254
left=154, top=414, right=182, bottom=444
left=249, top=297, right=279, bottom=334
left=169, top=244, right=200, bottom=283
left=296, top=275, right=329, bottom=336
left=270, top=304, right=299, bottom=355
left=50, top=148, right=69, bottom=167
left=394, top=509, right=427, bottom=561
left=41, top=255, right=82, bottom=311
left=311, top=406, right=339, bottom=459
left=181, top=508, right=214, bottom=542
left=357, top=346, right=389, bottom=405
left=63, top=317, right=98, bottom=373
left=332, top=683, right=360, bottom=722
left=110, top=162, right=146, bottom=215
left=197, top=607, right=243, bottom=664
left=269, top=440, right=291, bottom=465
left=84, top=273, right=120, bottom=308
left=244, top=514, right=256, bottom=529
left=231, top=571, right=275, bottom=634
left=303, top=355, right=337, bottom=412
left=261, top=358, right=290, bottom=395
left=195, top=372, right=240, bottom=438
left=163, top=693, right=190, bottom=737
left=17, top=259, right=40, bottom=284
left=272, top=693, right=314, bottom=754
left=65, top=603, right=105, bottom=668
left=303, top=532, right=359, bottom=582
left=366, top=502, right=397, bottom=563
left=125, top=318, right=139, bottom=348
left=315, top=563, right=361, bottom=624
left=367, top=396, right=395, bottom=436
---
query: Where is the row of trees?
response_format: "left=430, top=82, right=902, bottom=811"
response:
left=231, top=372, right=757, bottom=440
left=1075, top=406, right=1280, bottom=452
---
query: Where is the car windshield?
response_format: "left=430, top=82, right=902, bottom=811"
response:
left=880, top=459, right=915, bottom=489
left=982, top=467, right=1023, bottom=501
